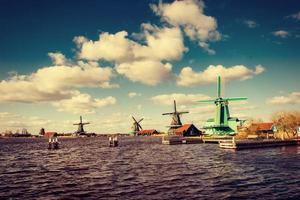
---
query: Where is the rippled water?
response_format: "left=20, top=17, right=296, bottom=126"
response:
left=0, top=137, right=299, bottom=199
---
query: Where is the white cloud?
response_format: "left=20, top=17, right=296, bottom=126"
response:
left=243, top=20, right=258, bottom=28
left=0, top=61, right=117, bottom=103
left=267, top=92, right=300, bottom=105
left=48, top=52, right=67, bottom=65
left=151, top=0, right=221, bottom=53
left=73, top=0, right=223, bottom=86
left=272, top=30, right=290, bottom=38
left=116, top=60, right=173, bottom=86
left=73, top=36, right=88, bottom=47
left=0, top=112, right=52, bottom=134
left=76, top=25, right=186, bottom=63
left=291, top=11, right=300, bottom=20
left=128, top=92, right=142, bottom=98
left=75, top=26, right=186, bottom=85
left=134, top=24, right=187, bottom=61
left=287, top=11, right=300, bottom=21
left=177, top=64, right=265, bottom=87
left=76, top=31, right=135, bottom=62
left=151, top=93, right=212, bottom=106
left=53, top=93, right=116, bottom=114
left=35, top=61, right=117, bottom=90
left=198, top=41, right=215, bottom=55
left=0, top=78, right=74, bottom=103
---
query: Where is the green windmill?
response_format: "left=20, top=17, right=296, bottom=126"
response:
left=198, top=76, right=247, bottom=136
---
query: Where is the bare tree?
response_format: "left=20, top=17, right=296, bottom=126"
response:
left=243, top=118, right=263, bottom=135
left=271, top=111, right=300, bottom=138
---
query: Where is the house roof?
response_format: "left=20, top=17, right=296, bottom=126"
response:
left=139, top=129, right=157, bottom=134
left=252, top=122, right=274, bottom=131
left=44, top=132, right=58, bottom=138
left=175, top=124, right=193, bottom=133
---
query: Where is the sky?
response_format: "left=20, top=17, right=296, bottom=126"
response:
left=0, top=0, right=299, bottom=134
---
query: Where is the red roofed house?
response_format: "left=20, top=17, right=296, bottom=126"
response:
left=175, top=124, right=202, bottom=137
left=138, top=129, right=159, bottom=136
left=248, top=122, right=275, bottom=138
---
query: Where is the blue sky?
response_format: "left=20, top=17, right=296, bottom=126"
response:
left=0, top=0, right=299, bottom=134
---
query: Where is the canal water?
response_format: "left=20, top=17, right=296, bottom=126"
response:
left=0, top=137, right=299, bottom=199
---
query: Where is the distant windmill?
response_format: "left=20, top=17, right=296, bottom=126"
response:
left=132, top=116, right=143, bottom=135
left=197, top=76, right=247, bottom=135
left=162, top=100, right=189, bottom=134
left=73, top=116, right=90, bottom=135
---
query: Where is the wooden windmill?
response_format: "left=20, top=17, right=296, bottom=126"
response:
left=132, top=116, right=143, bottom=135
left=162, top=100, right=189, bottom=134
left=73, top=116, right=90, bottom=135
left=197, top=76, right=247, bottom=135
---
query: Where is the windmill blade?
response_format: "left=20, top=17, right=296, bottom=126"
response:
left=138, top=123, right=143, bottom=130
left=178, top=111, right=189, bottom=114
left=173, top=100, right=177, bottom=113
left=224, top=97, right=248, bottom=101
left=132, top=116, right=138, bottom=123
left=217, top=76, right=221, bottom=98
left=162, top=112, right=174, bottom=115
left=196, top=100, right=216, bottom=103
left=138, top=118, right=144, bottom=123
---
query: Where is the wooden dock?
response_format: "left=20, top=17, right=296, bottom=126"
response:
left=203, top=136, right=233, bottom=144
left=219, top=138, right=300, bottom=150
left=162, top=136, right=202, bottom=145
left=162, top=136, right=183, bottom=145
left=185, top=137, right=203, bottom=144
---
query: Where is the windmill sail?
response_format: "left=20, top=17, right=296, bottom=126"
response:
left=196, top=76, right=247, bottom=135
left=73, top=116, right=90, bottom=134
left=224, top=97, right=248, bottom=101
left=131, top=116, right=143, bottom=135
left=197, top=99, right=215, bottom=103
left=162, top=100, right=189, bottom=134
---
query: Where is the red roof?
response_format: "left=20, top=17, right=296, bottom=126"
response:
left=139, top=129, right=157, bottom=135
left=175, top=124, right=192, bottom=133
left=252, top=122, right=274, bottom=131
left=44, top=132, right=58, bottom=138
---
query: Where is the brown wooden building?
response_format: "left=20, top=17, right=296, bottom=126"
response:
left=138, top=129, right=159, bottom=136
left=175, top=124, right=202, bottom=137
left=247, top=122, right=275, bottom=139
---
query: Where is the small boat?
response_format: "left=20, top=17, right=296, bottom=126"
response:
left=45, top=132, right=59, bottom=150
left=48, top=137, right=59, bottom=149
left=109, top=136, right=118, bottom=147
